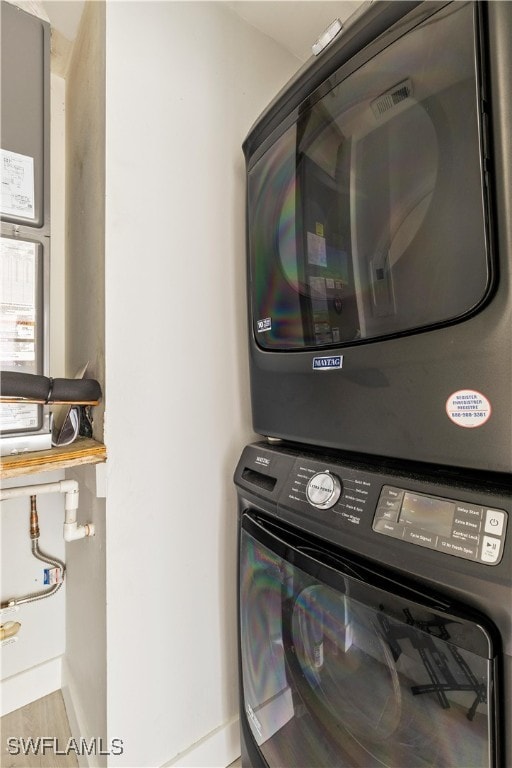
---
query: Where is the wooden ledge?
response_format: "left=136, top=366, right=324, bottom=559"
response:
left=1, top=437, right=107, bottom=480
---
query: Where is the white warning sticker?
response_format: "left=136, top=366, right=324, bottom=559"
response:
left=256, top=317, right=271, bottom=333
left=446, top=389, right=491, bottom=428
left=1, top=149, right=35, bottom=219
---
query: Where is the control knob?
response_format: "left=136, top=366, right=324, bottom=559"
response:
left=306, top=471, right=342, bottom=509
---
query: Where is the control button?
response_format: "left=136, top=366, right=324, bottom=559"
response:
left=484, top=509, right=505, bottom=537
left=451, top=528, right=479, bottom=544
left=480, top=536, right=502, bottom=564
left=377, top=497, right=402, bottom=515
left=372, top=518, right=404, bottom=537
left=375, top=504, right=400, bottom=523
left=438, top=537, right=478, bottom=560
left=454, top=503, right=483, bottom=520
left=404, top=528, right=437, bottom=548
left=306, top=471, right=342, bottom=510
left=379, top=486, right=405, bottom=502
left=452, top=515, right=480, bottom=533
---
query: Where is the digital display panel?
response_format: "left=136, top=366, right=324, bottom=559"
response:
left=400, top=492, right=455, bottom=538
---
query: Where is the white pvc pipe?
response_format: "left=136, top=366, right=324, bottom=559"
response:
left=0, top=480, right=94, bottom=541
left=0, top=480, right=73, bottom=500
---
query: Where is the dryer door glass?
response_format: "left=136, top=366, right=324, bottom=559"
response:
left=240, top=515, right=498, bottom=768
left=247, top=2, right=489, bottom=350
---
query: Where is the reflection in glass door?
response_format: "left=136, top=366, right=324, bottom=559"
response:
left=248, top=2, right=489, bottom=352
left=240, top=515, right=497, bottom=768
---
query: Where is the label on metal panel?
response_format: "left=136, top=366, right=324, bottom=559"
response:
left=312, top=355, right=343, bottom=370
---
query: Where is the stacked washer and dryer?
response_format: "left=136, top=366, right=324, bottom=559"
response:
left=234, top=2, right=511, bottom=767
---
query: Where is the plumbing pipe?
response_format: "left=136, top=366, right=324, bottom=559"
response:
left=0, top=479, right=94, bottom=541
left=1, top=478, right=79, bottom=499
left=1, top=539, right=66, bottom=609
left=1, top=496, right=66, bottom=610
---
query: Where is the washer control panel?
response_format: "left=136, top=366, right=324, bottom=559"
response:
left=306, top=471, right=342, bottom=509
left=373, top=486, right=508, bottom=565
left=237, top=444, right=510, bottom=569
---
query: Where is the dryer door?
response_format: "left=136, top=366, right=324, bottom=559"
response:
left=239, top=512, right=500, bottom=768
left=246, top=1, right=489, bottom=352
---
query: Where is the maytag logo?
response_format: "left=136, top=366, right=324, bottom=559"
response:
left=312, top=355, right=343, bottom=370
left=255, top=456, right=270, bottom=467
left=257, top=317, right=272, bottom=333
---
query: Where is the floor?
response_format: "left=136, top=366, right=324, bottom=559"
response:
left=1, top=694, right=243, bottom=768
left=0, top=692, right=78, bottom=768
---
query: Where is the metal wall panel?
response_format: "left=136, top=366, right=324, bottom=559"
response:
left=1, top=1, right=51, bottom=451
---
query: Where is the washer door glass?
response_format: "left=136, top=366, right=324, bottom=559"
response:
left=240, top=516, right=497, bottom=768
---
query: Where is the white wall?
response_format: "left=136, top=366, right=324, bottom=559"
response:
left=65, top=0, right=106, bottom=435
left=62, top=465, right=107, bottom=768
left=104, top=3, right=300, bottom=766
left=61, top=4, right=107, bottom=765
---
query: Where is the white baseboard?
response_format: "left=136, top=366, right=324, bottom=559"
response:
left=1, top=656, right=62, bottom=716
left=163, top=715, right=240, bottom=768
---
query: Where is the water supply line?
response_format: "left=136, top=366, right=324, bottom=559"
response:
left=0, top=480, right=94, bottom=610
left=0, top=479, right=94, bottom=541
